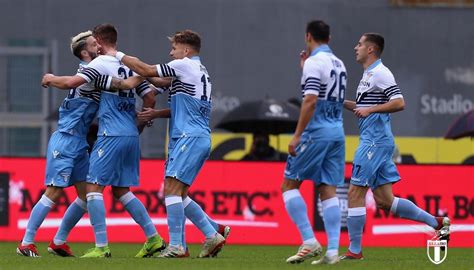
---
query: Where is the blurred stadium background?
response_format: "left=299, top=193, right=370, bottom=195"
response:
left=0, top=0, right=472, bottom=265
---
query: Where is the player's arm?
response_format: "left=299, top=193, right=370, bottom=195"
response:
left=137, top=108, right=171, bottom=122
left=41, top=74, right=87, bottom=89
left=353, top=97, right=405, bottom=118
left=288, top=94, right=318, bottom=156
left=105, top=76, right=145, bottom=91
left=137, top=91, right=156, bottom=134
left=106, top=51, right=158, bottom=77
left=147, top=77, right=172, bottom=88
left=343, top=100, right=356, bottom=111
left=354, top=72, right=405, bottom=118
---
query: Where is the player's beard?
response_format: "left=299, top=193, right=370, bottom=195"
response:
left=88, top=50, right=98, bottom=60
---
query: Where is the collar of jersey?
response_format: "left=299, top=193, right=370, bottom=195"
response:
left=190, top=56, right=201, bottom=61
left=310, top=44, right=332, bottom=56
left=80, top=61, right=88, bottom=66
left=367, top=59, right=382, bottom=71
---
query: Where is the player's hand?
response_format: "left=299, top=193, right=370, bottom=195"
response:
left=41, top=73, right=54, bottom=88
left=300, top=50, right=309, bottom=69
left=288, top=135, right=301, bottom=157
left=137, top=107, right=157, bottom=122
left=353, top=107, right=372, bottom=118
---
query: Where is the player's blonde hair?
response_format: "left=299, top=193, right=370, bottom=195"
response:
left=70, top=30, right=92, bottom=59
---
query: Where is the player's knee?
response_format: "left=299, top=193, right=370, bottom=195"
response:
left=281, top=179, right=299, bottom=193
left=44, top=186, right=63, bottom=203
left=375, top=199, right=392, bottom=210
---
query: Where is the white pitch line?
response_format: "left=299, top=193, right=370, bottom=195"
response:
left=372, top=224, right=474, bottom=235
left=18, top=218, right=279, bottom=229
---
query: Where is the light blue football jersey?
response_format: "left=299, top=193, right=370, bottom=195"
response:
left=76, top=55, right=152, bottom=137
left=300, top=45, right=346, bottom=141
left=355, top=59, right=403, bottom=146
left=156, top=56, right=211, bottom=138
left=57, top=62, right=100, bottom=137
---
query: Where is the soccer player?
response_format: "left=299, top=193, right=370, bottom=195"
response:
left=106, top=30, right=228, bottom=258
left=283, top=20, right=346, bottom=265
left=340, top=33, right=450, bottom=260
left=16, top=30, right=100, bottom=257
left=41, top=23, right=165, bottom=258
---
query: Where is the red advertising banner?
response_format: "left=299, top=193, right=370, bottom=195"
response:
left=0, top=158, right=473, bottom=247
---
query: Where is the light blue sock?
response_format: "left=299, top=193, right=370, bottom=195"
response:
left=391, top=197, right=438, bottom=228
left=87, top=192, right=108, bottom=247
left=165, top=196, right=184, bottom=247
left=183, top=197, right=217, bottom=238
left=53, top=197, right=87, bottom=245
left=22, top=195, right=55, bottom=245
left=181, top=217, right=187, bottom=249
left=347, top=207, right=366, bottom=254
left=283, top=189, right=316, bottom=244
left=119, top=192, right=157, bottom=239
left=322, top=197, right=341, bottom=254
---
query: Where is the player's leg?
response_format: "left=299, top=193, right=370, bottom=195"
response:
left=342, top=184, right=368, bottom=260
left=341, top=144, right=377, bottom=260
left=183, top=196, right=231, bottom=239
left=283, top=138, right=323, bottom=263
left=48, top=182, right=87, bottom=257
left=17, top=186, right=62, bottom=257
left=112, top=186, right=165, bottom=257
left=373, top=183, right=448, bottom=231
left=158, top=177, right=188, bottom=258
left=80, top=183, right=110, bottom=258
left=314, top=185, right=341, bottom=264
left=50, top=144, right=90, bottom=257
left=17, top=132, right=70, bottom=257
left=312, top=140, right=344, bottom=265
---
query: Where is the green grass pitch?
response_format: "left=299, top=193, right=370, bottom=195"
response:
left=2, top=242, right=473, bottom=270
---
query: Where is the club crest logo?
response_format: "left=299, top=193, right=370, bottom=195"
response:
left=98, top=149, right=105, bottom=158
left=426, top=240, right=447, bottom=264
left=367, top=151, right=373, bottom=160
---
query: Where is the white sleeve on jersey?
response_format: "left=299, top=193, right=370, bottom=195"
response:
left=130, top=71, right=153, bottom=98
left=155, top=59, right=186, bottom=78
left=301, top=60, right=322, bottom=97
left=135, top=80, right=153, bottom=98
left=374, top=69, right=403, bottom=100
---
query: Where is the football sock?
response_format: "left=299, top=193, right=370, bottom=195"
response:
left=322, top=197, right=341, bottom=255
left=183, top=196, right=217, bottom=238
left=347, top=207, right=366, bottom=254
left=54, top=197, right=87, bottom=245
left=87, top=192, right=108, bottom=247
left=119, top=192, right=157, bottom=238
left=283, top=189, right=316, bottom=244
left=22, top=195, right=55, bottom=245
left=165, top=196, right=184, bottom=247
left=181, top=216, right=187, bottom=249
left=391, top=197, right=438, bottom=228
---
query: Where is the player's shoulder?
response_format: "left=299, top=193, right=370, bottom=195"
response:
left=87, top=55, right=115, bottom=68
left=304, top=55, right=325, bottom=71
left=372, top=62, right=395, bottom=80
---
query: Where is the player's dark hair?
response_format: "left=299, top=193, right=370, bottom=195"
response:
left=72, top=39, right=88, bottom=60
left=363, top=33, right=385, bottom=57
left=169, top=30, right=201, bottom=52
left=306, top=20, right=330, bottom=43
left=92, top=23, right=117, bottom=45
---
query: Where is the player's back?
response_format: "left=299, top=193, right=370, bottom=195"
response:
left=301, top=45, right=346, bottom=141
left=355, top=60, right=403, bottom=145
left=57, top=62, right=100, bottom=137
left=158, top=56, right=211, bottom=138
left=79, top=55, right=144, bottom=137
